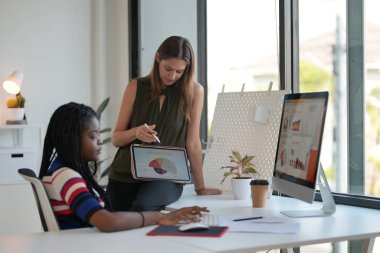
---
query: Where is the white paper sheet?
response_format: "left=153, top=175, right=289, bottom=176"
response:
left=219, top=215, right=300, bottom=234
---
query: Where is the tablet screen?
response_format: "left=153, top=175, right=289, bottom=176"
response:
left=130, top=144, right=192, bottom=183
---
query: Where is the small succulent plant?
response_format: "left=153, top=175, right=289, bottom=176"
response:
left=6, top=93, right=25, bottom=108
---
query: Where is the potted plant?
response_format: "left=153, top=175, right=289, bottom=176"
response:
left=221, top=150, right=258, bottom=200
left=6, top=93, right=26, bottom=122
left=88, top=97, right=112, bottom=187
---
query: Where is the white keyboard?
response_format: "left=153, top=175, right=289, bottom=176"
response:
left=163, top=208, right=219, bottom=226
left=199, top=213, right=219, bottom=226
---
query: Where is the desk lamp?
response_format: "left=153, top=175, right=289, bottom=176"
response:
left=2, top=70, right=27, bottom=124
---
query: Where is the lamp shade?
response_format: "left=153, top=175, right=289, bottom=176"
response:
left=3, top=71, right=24, bottom=95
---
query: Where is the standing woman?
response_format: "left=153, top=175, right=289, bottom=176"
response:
left=107, top=36, right=222, bottom=212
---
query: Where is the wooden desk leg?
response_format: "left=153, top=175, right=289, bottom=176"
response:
left=360, top=238, right=375, bottom=253
left=281, top=248, right=294, bottom=253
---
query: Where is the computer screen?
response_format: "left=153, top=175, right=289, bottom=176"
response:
left=272, top=91, right=334, bottom=217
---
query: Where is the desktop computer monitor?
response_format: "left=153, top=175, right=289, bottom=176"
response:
left=272, top=91, right=335, bottom=217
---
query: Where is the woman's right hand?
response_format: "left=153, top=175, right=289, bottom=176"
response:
left=158, top=206, right=209, bottom=225
left=135, top=124, right=158, bottom=143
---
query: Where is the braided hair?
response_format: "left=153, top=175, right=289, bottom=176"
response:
left=39, top=102, right=110, bottom=210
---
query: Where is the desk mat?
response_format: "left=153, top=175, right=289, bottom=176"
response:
left=146, top=225, right=228, bottom=237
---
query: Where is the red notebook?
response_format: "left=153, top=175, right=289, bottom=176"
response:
left=146, top=225, right=228, bottom=237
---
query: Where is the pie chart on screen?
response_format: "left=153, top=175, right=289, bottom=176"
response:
left=148, top=158, right=177, bottom=175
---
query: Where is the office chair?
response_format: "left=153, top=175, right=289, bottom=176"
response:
left=18, top=168, right=60, bottom=232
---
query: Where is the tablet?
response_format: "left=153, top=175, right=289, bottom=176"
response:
left=130, top=144, right=192, bottom=183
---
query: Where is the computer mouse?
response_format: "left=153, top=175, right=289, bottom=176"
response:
left=178, top=223, right=210, bottom=232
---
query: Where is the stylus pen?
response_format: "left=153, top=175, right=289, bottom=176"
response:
left=233, top=216, right=263, bottom=222
left=153, top=135, right=161, bottom=143
left=144, top=123, right=161, bottom=143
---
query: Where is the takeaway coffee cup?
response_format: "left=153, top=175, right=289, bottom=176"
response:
left=250, top=179, right=269, bottom=208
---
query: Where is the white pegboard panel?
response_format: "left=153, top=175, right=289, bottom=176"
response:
left=203, top=90, right=289, bottom=192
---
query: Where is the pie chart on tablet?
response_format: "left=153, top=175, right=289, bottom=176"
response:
left=148, top=158, right=177, bottom=175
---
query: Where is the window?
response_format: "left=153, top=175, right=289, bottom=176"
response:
left=206, top=0, right=280, bottom=130
left=364, top=0, right=380, bottom=198
left=298, top=0, right=380, bottom=200
left=298, top=0, right=348, bottom=195
left=297, top=1, right=380, bottom=251
left=207, top=1, right=380, bottom=251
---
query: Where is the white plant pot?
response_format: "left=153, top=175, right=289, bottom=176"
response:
left=231, top=178, right=252, bottom=200
left=5, top=108, right=25, bottom=121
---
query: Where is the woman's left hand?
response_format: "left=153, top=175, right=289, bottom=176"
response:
left=195, top=188, right=223, bottom=196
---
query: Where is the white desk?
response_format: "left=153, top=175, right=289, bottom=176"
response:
left=0, top=185, right=379, bottom=253
left=0, top=227, right=211, bottom=253
left=168, top=185, right=380, bottom=253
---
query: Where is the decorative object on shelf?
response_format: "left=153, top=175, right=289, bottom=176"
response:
left=3, top=71, right=27, bottom=125
left=220, top=150, right=258, bottom=200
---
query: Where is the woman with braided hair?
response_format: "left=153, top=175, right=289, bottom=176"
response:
left=39, top=102, right=208, bottom=232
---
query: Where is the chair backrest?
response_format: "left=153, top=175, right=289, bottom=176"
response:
left=18, top=168, right=60, bottom=232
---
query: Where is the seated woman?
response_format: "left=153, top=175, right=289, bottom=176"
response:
left=39, top=102, right=208, bottom=232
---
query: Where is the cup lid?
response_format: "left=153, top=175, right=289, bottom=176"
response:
left=250, top=179, right=269, bottom=185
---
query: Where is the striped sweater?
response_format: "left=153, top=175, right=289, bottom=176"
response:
left=42, top=158, right=105, bottom=230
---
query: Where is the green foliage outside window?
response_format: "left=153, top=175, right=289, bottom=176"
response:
left=299, top=60, right=333, bottom=94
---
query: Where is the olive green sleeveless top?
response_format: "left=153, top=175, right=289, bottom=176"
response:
left=108, top=78, right=188, bottom=183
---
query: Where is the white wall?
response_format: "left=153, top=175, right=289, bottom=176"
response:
left=91, top=0, right=129, bottom=127
left=0, top=0, right=128, bottom=129
left=0, top=0, right=129, bottom=231
left=91, top=0, right=129, bottom=177
left=0, top=0, right=129, bottom=172
left=0, top=0, right=92, bottom=127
